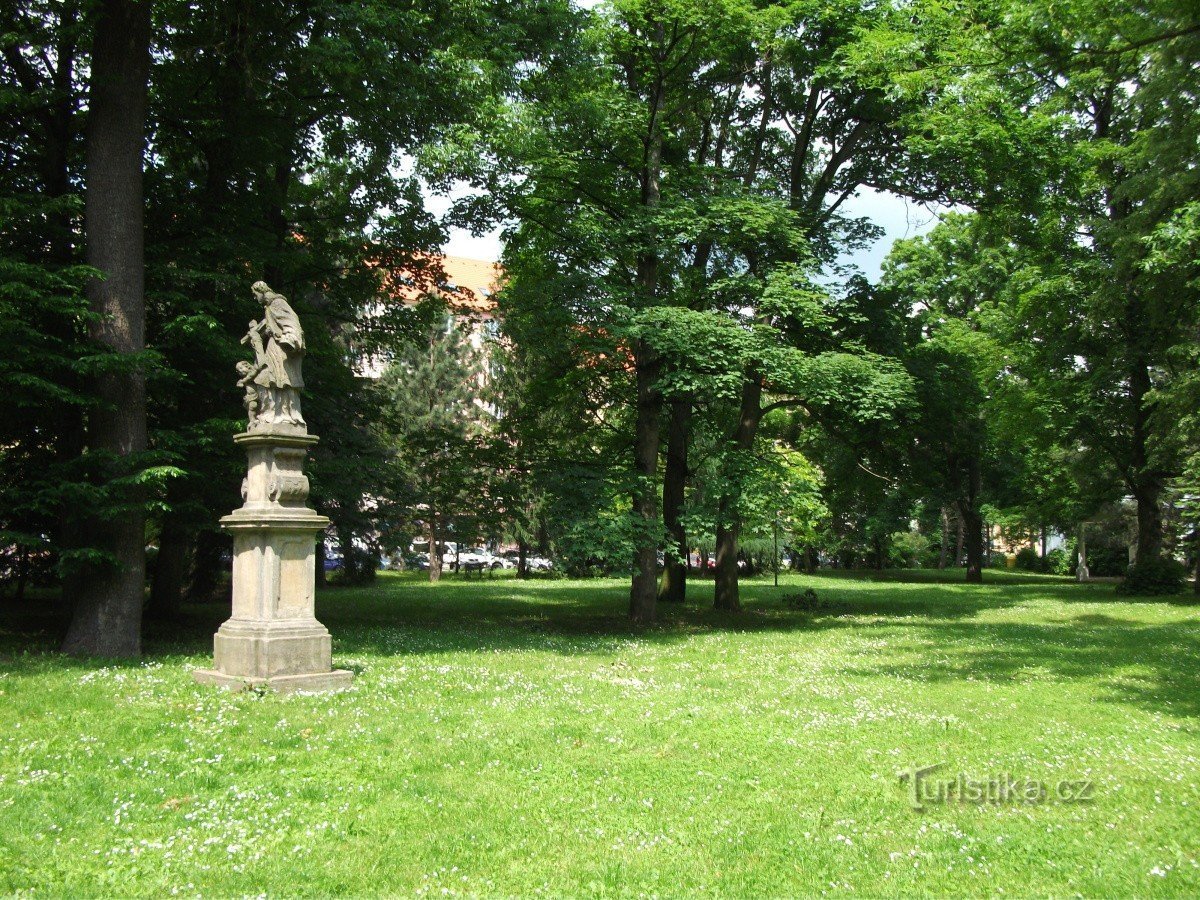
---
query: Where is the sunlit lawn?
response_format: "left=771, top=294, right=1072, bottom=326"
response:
left=1, top=569, right=1198, bottom=896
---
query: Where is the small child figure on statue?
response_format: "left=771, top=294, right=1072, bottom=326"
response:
left=235, top=359, right=267, bottom=426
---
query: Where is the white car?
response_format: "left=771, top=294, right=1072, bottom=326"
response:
left=456, top=547, right=509, bottom=570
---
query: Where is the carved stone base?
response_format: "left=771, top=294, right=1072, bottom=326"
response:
left=211, top=618, right=333, bottom=679
left=193, top=428, right=351, bottom=694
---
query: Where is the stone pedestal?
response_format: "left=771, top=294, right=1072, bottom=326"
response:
left=193, top=430, right=352, bottom=693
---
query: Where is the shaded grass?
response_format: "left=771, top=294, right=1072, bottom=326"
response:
left=0, top=570, right=1198, bottom=896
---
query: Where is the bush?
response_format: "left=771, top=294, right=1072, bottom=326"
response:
left=889, top=531, right=929, bottom=569
left=1014, top=547, right=1046, bottom=572
left=1083, top=546, right=1127, bottom=578
left=1116, top=556, right=1187, bottom=596
left=1046, top=547, right=1070, bottom=576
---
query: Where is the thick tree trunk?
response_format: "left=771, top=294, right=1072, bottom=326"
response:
left=963, top=506, right=984, bottom=583
left=954, top=506, right=965, bottom=566
left=629, top=342, right=661, bottom=624
left=713, top=508, right=740, bottom=611
left=962, top=458, right=983, bottom=583
left=658, top=397, right=690, bottom=604
left=517, top=539, right=529, bottom=579
left=146, top=521, right=189, bottom=621
left=1133, top=486, right=1163, bottom=564
left=714, top=375, right=763, bottom=611
left=62, top=0, right=151, bottom=657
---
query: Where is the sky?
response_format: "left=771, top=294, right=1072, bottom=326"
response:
left=432, top=186, right=943, bottom=283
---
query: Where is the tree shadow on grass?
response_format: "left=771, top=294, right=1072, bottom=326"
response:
left=840, top=613, right=1200, bottom=721
left=3, top=574, right=1196, bottom=728
left=0, top=573, right=1100, bottom=665
left=302, top=574, right=1047, bottom=657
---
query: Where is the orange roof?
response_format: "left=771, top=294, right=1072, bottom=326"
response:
left=380, top=253, right=503, bottom=316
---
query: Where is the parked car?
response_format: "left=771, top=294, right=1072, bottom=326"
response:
left=456, top=547, right=489, bottom=567
left=494, top=549, right=555, bottom=572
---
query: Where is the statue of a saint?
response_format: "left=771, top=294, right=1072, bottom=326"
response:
left=238, top=281, right=307, bottom=431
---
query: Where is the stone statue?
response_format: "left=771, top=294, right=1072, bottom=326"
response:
left=239, top=281, right=306, bottom=431
left=196, top=278, right=349, bottom=693
left=235, top=360, right=267, bottom=426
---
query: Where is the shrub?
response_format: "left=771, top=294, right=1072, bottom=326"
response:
left=1084, top=546, right=1128, bottom=577
left=1116, top=556, right=1187, bottom=596
left=1046, top=547, right=1070, bottom=576
left=1014, top=547, right=1045, bottom=572
left=889, top=531, right=929, bottom=568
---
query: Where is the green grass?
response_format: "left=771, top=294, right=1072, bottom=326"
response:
left=2, top=570, right=1199, bottom=897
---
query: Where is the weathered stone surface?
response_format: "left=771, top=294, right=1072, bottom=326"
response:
left=237, top=281, right=307, bottom=433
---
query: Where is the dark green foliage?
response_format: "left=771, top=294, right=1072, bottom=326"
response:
left=1118, top=557, right=1187, bottom=597
left=379, top=312, right=491, bottom=578
left=1014, top=548, right=1043, bottom=573
left=1085, top=547, right=1129, bottom=579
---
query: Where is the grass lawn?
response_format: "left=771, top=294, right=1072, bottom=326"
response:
left=1, top=570, right=1199, bottom=896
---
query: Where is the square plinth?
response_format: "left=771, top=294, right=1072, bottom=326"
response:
left=192, top=668, right=353, bottom=693
left=212, top=619, right=335, bottom=679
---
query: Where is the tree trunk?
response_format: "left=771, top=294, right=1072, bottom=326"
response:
left=962, top=458, right=983, bottom=583
left=963, top=506, right=984, bottom=583
left=713, top=508, right=740, bottom=610
left=714, top=374, right=764, bottom=611
left=658, top=397, right=690, bottom=604
left=62, top=0, right=152, bottom=657
left=938, top=506, right=950, bottom=569
left=428, top=509, right=442, bottom=584
left=1132, top=485, right=1163, bottom=566
left=517, top=539, right=529, bottom=579
left=954, top=505, right=965, bottom=566
left=146, top=521, right=189, bottom=621
left=629, top=341, right=661, bottom=624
